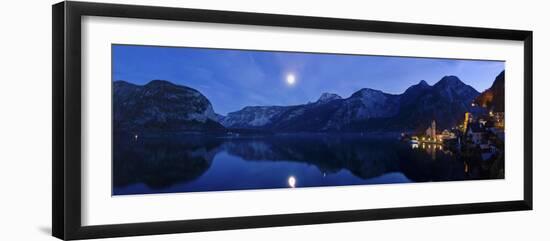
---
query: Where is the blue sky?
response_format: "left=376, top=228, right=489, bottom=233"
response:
left=113, top=45, right=504, bottom=115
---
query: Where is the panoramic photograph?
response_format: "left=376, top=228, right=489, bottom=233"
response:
left=112, top=44, right=505, bottom=196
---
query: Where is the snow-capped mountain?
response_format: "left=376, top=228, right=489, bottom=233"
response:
left=316, top=92, right=342, bottom=104
left=113, top=80, right=224, bottom=132
left=220, top=106, right=289, bottom=128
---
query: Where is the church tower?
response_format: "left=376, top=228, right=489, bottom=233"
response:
left=431, top=120, right=436, bottom=138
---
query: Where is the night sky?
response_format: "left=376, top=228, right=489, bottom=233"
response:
left=113, top=44, right=504, bottom=115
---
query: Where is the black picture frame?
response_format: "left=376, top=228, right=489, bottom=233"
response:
left=52, top=1, right=533, bottom=240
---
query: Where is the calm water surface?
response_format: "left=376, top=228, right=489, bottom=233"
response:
left=113, top=133, right=487, bottom=195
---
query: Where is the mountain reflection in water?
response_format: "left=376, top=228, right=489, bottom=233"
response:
left=112, top=133, right=489, bottom=195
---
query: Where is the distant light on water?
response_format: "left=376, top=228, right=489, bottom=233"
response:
left=288, top=176, right=296, bottom=188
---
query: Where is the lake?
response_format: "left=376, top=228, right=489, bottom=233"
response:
left=112, top=133, right=495, bottom=195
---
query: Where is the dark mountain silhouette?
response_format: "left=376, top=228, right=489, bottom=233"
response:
left=474, top=71, right=505, bottom=112
left=383, top=75, right=480, bottom=132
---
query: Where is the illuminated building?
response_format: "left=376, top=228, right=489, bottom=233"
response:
left=425, top=120, right=437, bottom=139
left=440, top=129, right=456, bottom=140
left=431, top=120, right=436, bottom=138
left=494, top=112, right=505, bottom=129
left=463, top=112, right=471, bottom=133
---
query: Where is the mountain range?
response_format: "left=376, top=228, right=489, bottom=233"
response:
left=114, top=71, right=504, bottom=133
left=221, top=75, right=484, bottom=132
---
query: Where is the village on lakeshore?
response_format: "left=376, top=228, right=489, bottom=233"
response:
left=402, top=102, right=505, bottom=177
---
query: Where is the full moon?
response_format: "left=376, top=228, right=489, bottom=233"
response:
left=286, top=74, right=296, bottom=86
